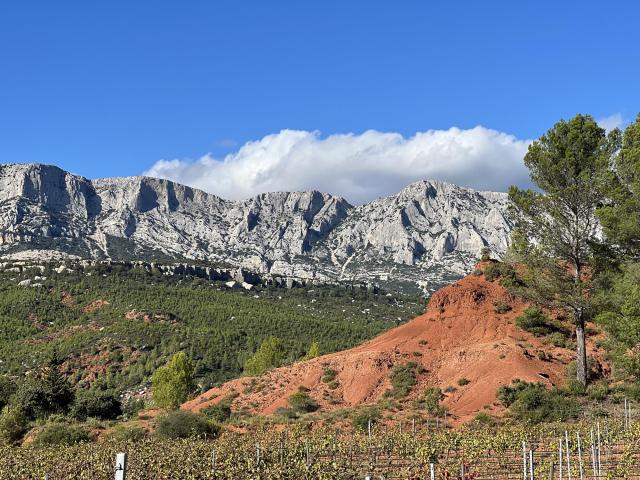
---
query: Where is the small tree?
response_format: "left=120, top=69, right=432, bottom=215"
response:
left=12, top=365, right=74, bottom=420
left=509, top=114, right=619, bottom=387
left=305, top=341, right=320, bottom=360
left=243, top=337, right=286, bottom=376
left=152, top=352, right=195, bottom=409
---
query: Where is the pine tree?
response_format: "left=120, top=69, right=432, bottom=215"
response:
left=509, top=114, right=619, bottom=387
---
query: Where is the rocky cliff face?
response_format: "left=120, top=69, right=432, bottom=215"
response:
left=0, top=163, right=515, bottom=291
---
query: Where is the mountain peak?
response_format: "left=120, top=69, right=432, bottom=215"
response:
left=0, top=164, right=514, bottom=291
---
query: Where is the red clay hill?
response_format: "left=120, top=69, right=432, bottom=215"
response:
left=183, top=262, right=603, bottom=423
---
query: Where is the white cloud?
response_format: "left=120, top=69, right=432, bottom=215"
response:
left=145, top=127, right=531, bottom=205
left=597, top=113, right=623, bottom=132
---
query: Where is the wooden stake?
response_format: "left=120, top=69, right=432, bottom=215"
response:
left=523, top=441, right=528, bottom=480
left=564, top=431, right=572, bottom=480
left=576, top=432, right=583, bottom=480
left=558, top=438, right=563, bottom=480
left=596, top=423, right=601, bottom=476
left=589, top=429, right=595, bottom=478
left=529, top=449, right=535, bottom=480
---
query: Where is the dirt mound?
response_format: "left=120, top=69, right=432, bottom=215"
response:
left=60, top=291, right=75, bottom=307
left=183, top=263, right=602, bottom=423
left=83, top=299, right=110, bottom=313
left=125, top=309, right=176, bottom=323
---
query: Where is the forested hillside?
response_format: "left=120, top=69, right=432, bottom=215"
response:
left=0, top=264, right=423, bottom=393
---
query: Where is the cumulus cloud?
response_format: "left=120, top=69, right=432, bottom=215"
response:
left=145, top=127, right=531, bottom=205
left=597, top=113, right=623, bottom=132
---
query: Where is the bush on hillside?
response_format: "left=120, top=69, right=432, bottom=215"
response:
left=12, top=367, right=74, bottom=420
left=494, top=301, right=512, bottom=314
left=386, top=363, right=419, bottom=398
left=321, top=368, right=337, bottom=383
left=201, top=398, right=233, bottom=423
left=34, top=423, right=91, bottom=446
left=497, top=379, right=536, bottom=407
left=288, top=390, right=319, bottom=413
left=483, top=263, right=521, bottom=289
left=515, top=307, right=562, bottom=336
left=156, top=410, right=220, bottom=439
left=0, top=406, right=28, bottom=444
left=509, top=386, right=579, bottom=424
left=122, top=398, right=145, bottom=418
left=414, top=387, right=446, bottom=416
left=469, top=412, right=497, bottom=428
left=71, top=389, right=122, bottom=421
left=351, top=406, right=381, bottom=432
left=0, top=376, right=17, bottom=411
left=104, top=425, right=146, bottom=442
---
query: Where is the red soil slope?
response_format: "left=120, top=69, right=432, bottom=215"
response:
left=183, top=262, right=603, bottom=423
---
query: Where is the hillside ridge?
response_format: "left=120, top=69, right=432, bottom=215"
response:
left=183, top=262, right=604, bottom=423
left=0, top=163, right=514, bottom=291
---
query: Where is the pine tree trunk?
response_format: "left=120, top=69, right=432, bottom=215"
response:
left=575, top=317, right=588, bottom=387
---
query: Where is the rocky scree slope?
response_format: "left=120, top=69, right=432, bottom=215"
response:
left=0, top=163, right=514, bottom=291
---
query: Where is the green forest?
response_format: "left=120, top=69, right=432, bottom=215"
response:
left=0, top=263, right=423, bottom=393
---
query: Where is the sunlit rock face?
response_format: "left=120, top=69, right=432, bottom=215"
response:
left=0, top=164, right=514, bottom=292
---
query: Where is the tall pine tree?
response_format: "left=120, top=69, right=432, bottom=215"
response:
left=509, top=114, right=619, bottom=387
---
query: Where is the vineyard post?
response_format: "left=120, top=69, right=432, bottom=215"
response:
left=603, top=424, right=609, bottom=473
left=522, top=441, right=527, bottom=480
left=589, top=429, right=596, bottom=478
left=256, top=444, right=260, bottom=472
left=564, top=431, right=571, bottom=480
left=558, top=438, right=563, bottom=480
left=305, top=441, right=310, bottom=466
left=576, top=432, right=583, bottom=480
left=529, top=449, right=534, bottom=480
left=114, top=452, right=127, bottom=480
left=279, top=434, right=284, bottom=463
left=624, top=398, right=628, bottom=430
left=460, top=463, right=465, bottom=479
left=596, top=423, right=601, bottom=476
left=625, top=399, right=631, bottom=429
left=412, top=418, right=416, bottom=435
left=368, top=419, right=372, bottom=442
left=212, top=449, right=216, bottom=478
left=429, top=462, right=435, bottom=480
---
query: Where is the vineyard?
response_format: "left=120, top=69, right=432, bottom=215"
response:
left=3, top=420, right=640, bottom=479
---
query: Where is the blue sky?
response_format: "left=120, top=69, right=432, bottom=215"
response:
left=1, top=1, right=638, bottom=202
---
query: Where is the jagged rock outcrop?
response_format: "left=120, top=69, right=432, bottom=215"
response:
left=0, top=163, right=515, bottom=291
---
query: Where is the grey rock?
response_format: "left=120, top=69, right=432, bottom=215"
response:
left=0, top=163, right=515, bottom=291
